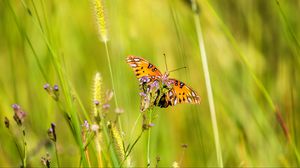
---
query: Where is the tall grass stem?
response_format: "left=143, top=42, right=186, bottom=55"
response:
left=191, top=1, right=223, bottom=167
left=204, top=1, right=300, bottom=162
left=104, top=42, right=122, bottom=131
left=275, top=0, right=300, bottom=55
left=19, top=1, right=89, bottom=165
left=6, top=0, right=48, bottom=82
left=203, top=0, right=276, bottom=111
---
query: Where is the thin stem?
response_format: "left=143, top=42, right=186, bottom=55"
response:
left=121, top=129, right=144, bottom=167
left=29, top=0, right=44, bottom=33
left=147, top=109, right=153, bottom=168
left=15, top=141, right=23, bottom=165
left=129, top=113, right=142, bottom=142
left=104, top=41, right=122, bottom=132
left=54, top=143, right=60, bottom=167
left=73, top=90, right=91, bottom=123
left=126, top=130, right=144, bottom=157
left=7, top=128, right=23, bottom=165
left=191, top=1, right=223, bottom=167
left=22, top=128, right=27, bottom=168
left=275, top=0, right=300, bottom=54
left=6, top=0, right=48, bottom=82
left=291, top=142, right=300, bottom=163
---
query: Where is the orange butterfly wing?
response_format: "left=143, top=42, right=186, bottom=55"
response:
left=165, top=78, right=201, bottom=106
left=126, top=56, right=162, bottom=80
left=127, top=56, right=201, bottom=109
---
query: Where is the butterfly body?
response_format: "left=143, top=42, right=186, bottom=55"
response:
left=126, top=56, right=200, bottom=111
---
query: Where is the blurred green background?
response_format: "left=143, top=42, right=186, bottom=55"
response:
left=0, top=0, right=299, bottom=167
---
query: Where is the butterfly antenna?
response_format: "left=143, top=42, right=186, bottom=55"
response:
left=169, top=66, right=187, bottom=73
left=164, top=53, right=168, bottom=72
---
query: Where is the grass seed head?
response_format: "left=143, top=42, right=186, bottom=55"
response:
left=172, top=161, right=179, bottom=168
left=92, top=0, right=109, bottom=42
left=111, top=123, right=125, bottom=161
left=93, top=72, right=103, bottom=118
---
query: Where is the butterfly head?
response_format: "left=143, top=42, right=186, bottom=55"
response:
left=162, top=71, right=169, bottom=80
left=161, top=72, right=173, bottom=88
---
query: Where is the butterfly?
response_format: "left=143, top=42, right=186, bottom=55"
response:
left=126, top=55, right=200, bottom=110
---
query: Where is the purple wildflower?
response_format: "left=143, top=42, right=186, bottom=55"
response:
left=48, top=123, right=57, bottom=142
left=43, top=83, right=50, bottom=90
left=94, top=100, right=100, bottom=106
left=53, top=84, right=59, bottom=91
left=102, top=103, right=110, bottom=110
left=12, top=104, right=20, bottom=110
left=53, top=85, right=59, bottom=100
left=43, top=84, right=60, bottom=101
left=12, top=104, right=26, bottom=126
left=83, top=120, right=90, bottom=130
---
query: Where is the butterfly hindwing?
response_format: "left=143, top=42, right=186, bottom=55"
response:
left=165, top=79, right=201, bottom=106
left=126, top=56, right=162, bottom=81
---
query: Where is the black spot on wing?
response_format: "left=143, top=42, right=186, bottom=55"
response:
left=179, top=82, right=185, bottom=89
left=152, top=68, right=157, bottom=72
left=175, top=81, right=178, bottom=86
left=148, top=63, right=153, bottom=69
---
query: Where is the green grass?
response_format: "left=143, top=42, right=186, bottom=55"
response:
left=0, top=0, right=299, bottom=167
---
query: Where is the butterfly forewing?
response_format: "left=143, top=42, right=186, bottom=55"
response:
left=166, top=79, right=201, bottom=106
left=126, top=56, right=162, bottom=81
